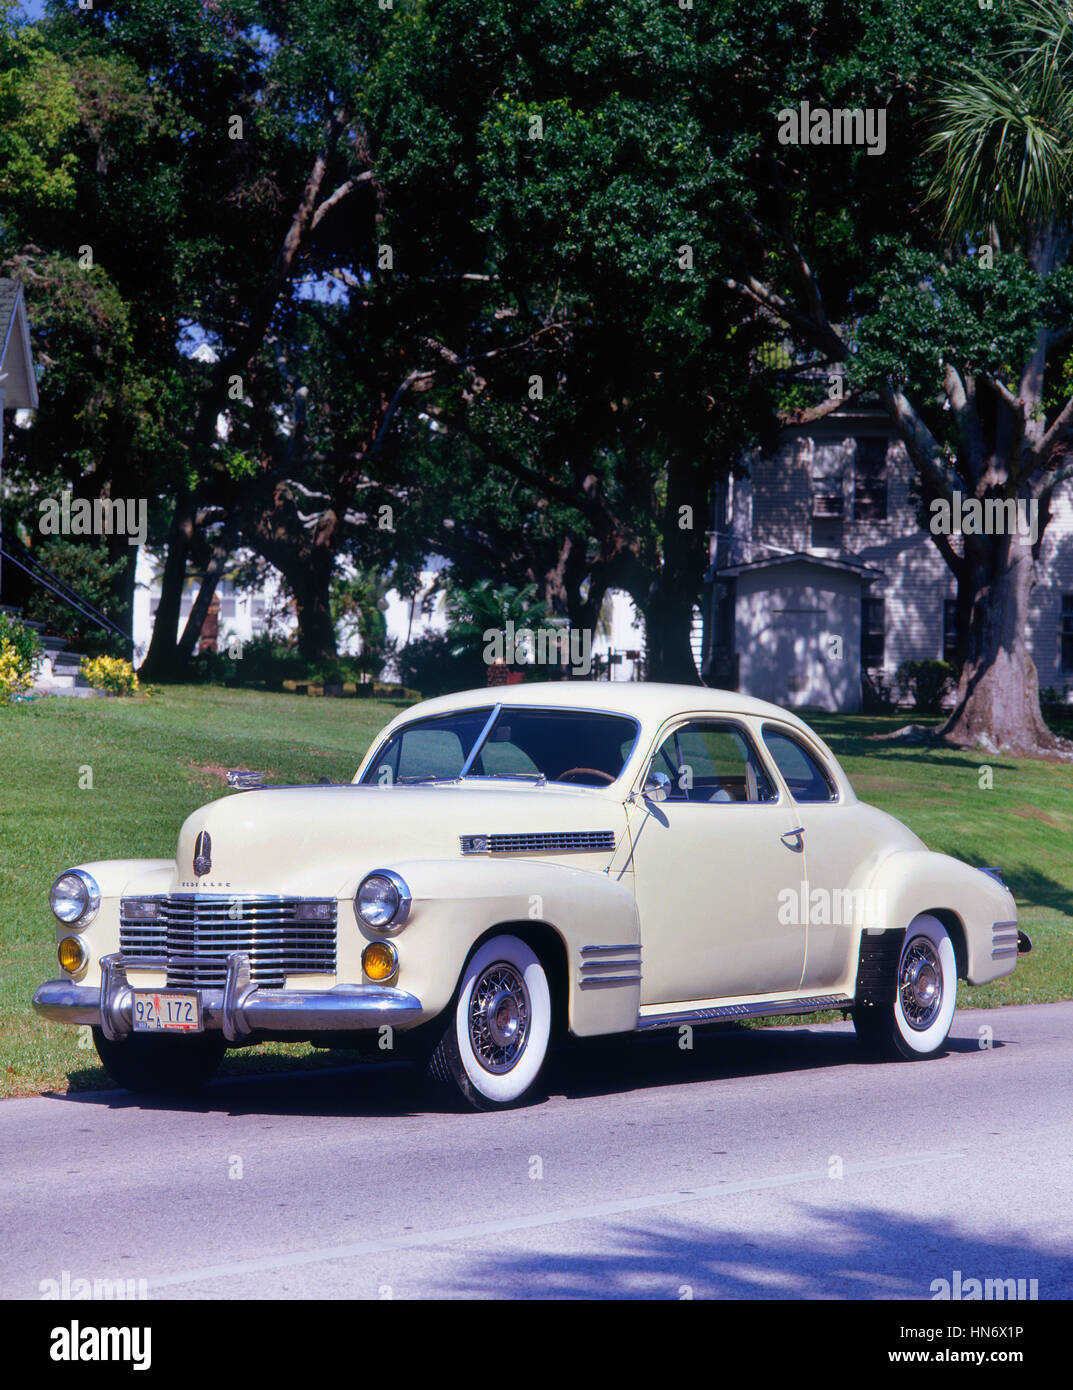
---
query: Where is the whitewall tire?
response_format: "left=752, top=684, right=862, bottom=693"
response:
left=853, top=914, right=957, bottom=1061
left=429, top=935, right=552, bottom=1110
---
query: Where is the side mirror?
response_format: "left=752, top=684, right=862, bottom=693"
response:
left=643, top=771, right=671, bottom=803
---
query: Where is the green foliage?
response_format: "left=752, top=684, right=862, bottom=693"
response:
left=80, top=654, right=138, bottom=697
left=21, top=537, right=127, bottom=658
left=926, top=0, right=1073, bottom=240
left=896, top=659, right=957, bottom=713
left=0, top=610, right=43, bottom=703
left=445, top=579, right=549, bottom=664
left=331, top=568, right=395, bottom=681
left=851, top=241, right=1048, bottom=400
left=0, top=4, right=78, bottom=208
left=394, top=630, right=485, bottom=698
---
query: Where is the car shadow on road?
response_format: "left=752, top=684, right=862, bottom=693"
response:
left=440, top=1204, right=1073, bottom=1299
left=44, top=1019, right=1007, bottom=1119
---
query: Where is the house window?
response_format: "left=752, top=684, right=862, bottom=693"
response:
left=943, top=599, right=959, bottom=664
left=854, top=438, right=888, bottom=520
left=862, top=595, right=885, bottom=668
left=1062, top=596, right=1073, bottom=674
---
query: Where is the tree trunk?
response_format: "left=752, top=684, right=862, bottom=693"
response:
left=177, top=509, right=242, bottom=662
left=289, top=557, right=338, bottom=663
left=939, top=530, right=1065, bottom=755
left=139, top=488, right=195, bottom=680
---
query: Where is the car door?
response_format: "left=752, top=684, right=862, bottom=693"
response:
left=626, top=718, right=808, bottom=1007
left=758, top=722, right=876, bottom=992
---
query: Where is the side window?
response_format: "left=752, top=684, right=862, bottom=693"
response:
left=761, top=727, right=837, bottom=802
left=651, top=722, right=776, bottom=803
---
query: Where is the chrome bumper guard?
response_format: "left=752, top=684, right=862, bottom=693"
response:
left=33, top=952, right=424, bottom=1043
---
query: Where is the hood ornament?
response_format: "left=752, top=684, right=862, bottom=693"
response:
left=193, top=831, right=212, bottom=877
left=227, top=769, right=266, bottom=789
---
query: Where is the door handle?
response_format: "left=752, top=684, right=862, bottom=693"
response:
left=781, top=826, right=805, bottom=850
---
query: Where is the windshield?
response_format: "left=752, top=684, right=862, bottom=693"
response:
left=360, top=706, right=640, bottom=788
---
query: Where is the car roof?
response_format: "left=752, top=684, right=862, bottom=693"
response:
left=390, top=681, right=818, bottom=735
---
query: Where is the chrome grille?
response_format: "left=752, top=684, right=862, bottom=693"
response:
left=119, top=895, right=337, bottom=988
left=460, top=830, right=616, bottom=855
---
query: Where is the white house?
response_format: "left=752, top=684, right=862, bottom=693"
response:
left=703, top=398, right=1073, bottom=711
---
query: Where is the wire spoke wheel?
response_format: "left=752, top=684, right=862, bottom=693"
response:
left=468, top=963, right=530, bottom=1073
left=899, top=937, right=943, bottom=1030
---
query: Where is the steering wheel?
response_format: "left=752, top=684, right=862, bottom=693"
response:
left=556, top=767, right=616, bottom=785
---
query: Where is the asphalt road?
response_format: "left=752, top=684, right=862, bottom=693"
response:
left=2, top=1002, right=1071, bottom=1301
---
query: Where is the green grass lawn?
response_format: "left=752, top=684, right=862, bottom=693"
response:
left=1, top=690, right=1070, bottom=1098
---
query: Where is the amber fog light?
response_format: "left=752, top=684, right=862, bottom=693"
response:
left=58, top=936, right=87, bottom=974
left=362, top=941, right=398, bottom=982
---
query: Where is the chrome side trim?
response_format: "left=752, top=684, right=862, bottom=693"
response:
left=637, top=993, right=853, bottom=1030
left=992, top=920, right=1019, bottom=961
left=581, top=943, right=640, bottom=955
left=579, top=959, right=640, bottom=974
left=579, top=975, right=642, bottom=989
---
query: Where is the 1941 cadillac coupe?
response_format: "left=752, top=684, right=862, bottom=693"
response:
left=33, top=682, right=1030, bottom=1110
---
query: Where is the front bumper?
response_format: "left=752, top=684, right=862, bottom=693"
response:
left=33, top=951, right=424, bottom=1043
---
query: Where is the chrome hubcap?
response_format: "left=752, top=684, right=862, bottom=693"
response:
left=469, top=964, right=530, bottom=1073
left=900, top=938, right=943, bottom=1030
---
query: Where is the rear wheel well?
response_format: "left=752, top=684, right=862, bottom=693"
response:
left=468, top=921, right=570, bottom=1039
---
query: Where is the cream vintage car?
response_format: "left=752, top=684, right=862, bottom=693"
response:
left=33, top=682, right=1030, bottom=1109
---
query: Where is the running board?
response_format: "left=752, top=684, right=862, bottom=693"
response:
left=637, top=994, right=854, bottom=1031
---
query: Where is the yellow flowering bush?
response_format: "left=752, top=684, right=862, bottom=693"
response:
left=80, top=655, right=139, bottom=696
left=0, top=612, right=42, bottom=705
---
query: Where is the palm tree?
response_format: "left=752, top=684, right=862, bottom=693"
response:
left=904, top=0, right=1073, bottom=754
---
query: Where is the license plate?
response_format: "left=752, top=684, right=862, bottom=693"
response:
left=131, top=991, right=202, bottom=1033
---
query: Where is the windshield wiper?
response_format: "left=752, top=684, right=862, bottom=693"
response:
left=462, top=772, right=547, bottom=785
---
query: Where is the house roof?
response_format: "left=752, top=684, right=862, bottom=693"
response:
left=712, top=550, right=883, bottom=583
left=0, top=279, right=38, bottom=411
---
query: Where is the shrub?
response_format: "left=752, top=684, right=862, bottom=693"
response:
left=0, top=612, right=43, bottom=704
left=395, top=631, right=485, bottom=698
left=22, top=538, right=128, bottom=659
left=896, top=658, right=956, bottom=713
left=81, top=654, right=138, bottom=696
left=862, top=667, right=895, bottom=713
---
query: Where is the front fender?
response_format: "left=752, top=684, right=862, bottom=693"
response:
left=45, top=859, right=175, bottom=991
left=865, top=850, right=1018, bottom=986
left=361, top=859, right=641, bottom=1035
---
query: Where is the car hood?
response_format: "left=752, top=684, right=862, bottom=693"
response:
left=173, top=784, right=627, bottom=895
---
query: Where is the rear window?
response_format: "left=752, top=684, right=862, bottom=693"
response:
left=761, top=727, right=837, bottom=802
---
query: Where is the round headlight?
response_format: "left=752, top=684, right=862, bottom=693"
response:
left=58, top=935, right=88, bottom=974
left=354, top=870, right=412, bottom=931
left=49, top=869, right=101, bottom=926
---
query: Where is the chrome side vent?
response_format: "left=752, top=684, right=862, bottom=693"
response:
left=460, top=830, right=616, bottom=855
left=991, top=920, right=1019, bottom=961
left=579, top=942, right=641, bottom=990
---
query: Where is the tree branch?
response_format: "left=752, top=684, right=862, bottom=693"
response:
left=311, top=170, right=375, bottom=230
